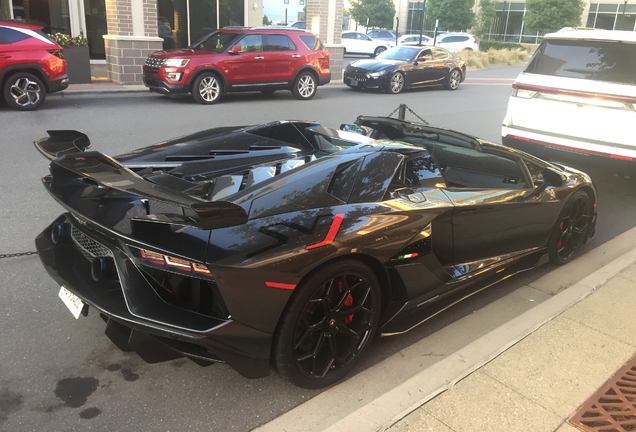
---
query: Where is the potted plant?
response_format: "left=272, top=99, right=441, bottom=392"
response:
left=49, top=33, right=92, bottom=84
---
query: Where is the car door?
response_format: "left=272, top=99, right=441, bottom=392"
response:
left=221, top=34, right=265, bottom=85
left=406, top=48, right=445, bottom=87
left=356, top=32, right=375, bottom=54
left=262, top=34, right=299, bottom=83
left=431, top=144, right=559, bottom=270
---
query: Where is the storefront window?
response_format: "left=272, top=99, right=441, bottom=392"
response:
left=157, top=0, right=244, bottom=49
left=84, top=0, right=106, bottom=59
left=19, top=0, right=71, bottom=34
left=587, top=3, right=636, bottom=31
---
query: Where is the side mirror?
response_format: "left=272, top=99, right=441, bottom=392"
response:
left=542, top=167, right=567, bottom=187
left=340, top=124, right=371, bottom=136
left=229, top=45, right=242, bottom=54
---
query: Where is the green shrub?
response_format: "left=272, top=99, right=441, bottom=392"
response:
left=479, top=40, right=526, bottom=52
left=456, top=48, right=530, bottom=68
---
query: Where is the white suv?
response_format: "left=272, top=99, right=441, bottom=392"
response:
left=435, top=33, right=479, bottom=52
left=502, top=29, right=636, bottom=162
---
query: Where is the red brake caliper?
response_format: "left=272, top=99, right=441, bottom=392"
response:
left=337, top=279, right=354, bottom=325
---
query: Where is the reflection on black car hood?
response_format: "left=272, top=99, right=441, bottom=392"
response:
left=348, top=59, right=404, bottom=72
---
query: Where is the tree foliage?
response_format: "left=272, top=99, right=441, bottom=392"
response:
left=262, top=14, right=272, bottom=26
left=426, top=0, right=475, bottom=31
left=524, top=0, right=584, bottom=33
left=347, top=0, right=396, bottom=30
left=474, top=0, right=496, bottom=38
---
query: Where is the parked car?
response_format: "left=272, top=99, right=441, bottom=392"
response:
left=398, top=34, right=432, bottom=45
left=0, top=21, right=68, bottom=110
left=502, top=29, right=636, bottom=162
left=34, top=114, right=596, bottom=388
left=367, top=28, right=398, bottom=46
left=344, top=46, right=466, bottom=93
left=287, top=21, right=306, bottom=29
left=435, top=32, right=479, bottom=52
left=142, top=27, right=331, bottom=104
left=341, top=30, right=390, bottom=56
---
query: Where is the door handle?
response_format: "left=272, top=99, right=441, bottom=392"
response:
left=254, top=56, right=264, bottom=60
left=291, top=54, right=301, bottom=58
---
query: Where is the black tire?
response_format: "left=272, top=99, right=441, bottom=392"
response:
left=387, top=72, right=405, bottom=94
left=3, top=72, right=46, bottom=111
left=191, top=72, right=222, bottom=104
left=292, top=71, right=317, bottom=100
left=548, top=190, right=593, bottom=265
left=444, top=69, right=462, bottom=90
left=273, top=259, right=381, bottom=388
left=373, top=46, right=386, bottom=57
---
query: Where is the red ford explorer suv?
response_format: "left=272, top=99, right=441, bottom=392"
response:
left=143, top=27, right=331, bottom=104
left=0, top=21, right=68, bottom=111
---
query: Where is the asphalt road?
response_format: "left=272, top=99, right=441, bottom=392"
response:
left=1, top=67, right=635, bottom=432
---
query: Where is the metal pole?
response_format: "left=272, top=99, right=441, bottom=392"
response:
left=621, top=0, right=628, bottom=30
left=395, top=17, right=399, bottom=44
left=500, top=1, right=506, bottom=40
left=504, top=2, right=510, bottom=42
left=418, top=1, right=426, bottom=44
left=398, top=104, right=406, bottom=120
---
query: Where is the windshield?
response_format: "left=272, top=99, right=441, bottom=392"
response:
left=376, top=47, right=418, bottom=62
left=189, top=31, right=240, bottom=52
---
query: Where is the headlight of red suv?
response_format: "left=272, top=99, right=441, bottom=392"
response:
left=163, top=58, right=190, bottom=67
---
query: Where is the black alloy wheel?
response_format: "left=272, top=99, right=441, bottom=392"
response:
left=444, top=69, right=462, bottom=90
left=548, top=190, right=593, bottom=265
left=273, top=260, right=381, bottom=388
left=3, top=72, right=46, bottom=111
left=373, top=46, right=387, bottom=57
left=192, top=72, right=222, bottom=104
left=292, top=71, right=317, bottom=100
left=387, top=72, right=405, bottom=94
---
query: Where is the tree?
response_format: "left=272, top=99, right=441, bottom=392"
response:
left=426, top=0, right=475, bottom=32
left=263, top=14, right=272, bottom=26
left=474, top=0, right=496, bottom=39
left=347, top=0, right=396, bottom=30
left=524, top=0, right=584, bottom=34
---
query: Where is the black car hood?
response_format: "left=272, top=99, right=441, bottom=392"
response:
left=348, top=59, right=404, bottom=73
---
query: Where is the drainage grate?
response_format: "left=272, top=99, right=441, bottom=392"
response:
left=569, top=353, right=636, bottom=432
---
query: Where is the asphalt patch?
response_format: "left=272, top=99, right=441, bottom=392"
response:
left=0, top=388, right=23, bottom=421
left=121, top=369, right=139, bottom=382
left=79, top=407, right=102, bottom=419
left=54, top=377, right=99, bottom=408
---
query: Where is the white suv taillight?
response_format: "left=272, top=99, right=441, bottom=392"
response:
left=511, top=83, right=538, bottom=99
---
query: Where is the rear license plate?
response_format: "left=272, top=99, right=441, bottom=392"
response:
left=59, top=286, right=85, bottom=319
left=351, top=79, right=358, bottom=86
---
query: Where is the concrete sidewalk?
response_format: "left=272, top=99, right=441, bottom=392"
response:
left=255, top=227, right=636, bottom=432
left=388, top=257, right=636, bottom=432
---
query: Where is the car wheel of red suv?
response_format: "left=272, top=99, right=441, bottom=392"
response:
left=3, top=72, right=46, bottom=111
left=292, top=72, right=317, bottom=100
left=192, top=73, right=222, bottom=104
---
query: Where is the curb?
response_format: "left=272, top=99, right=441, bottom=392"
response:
left=253, top=225, right=636, bottom=432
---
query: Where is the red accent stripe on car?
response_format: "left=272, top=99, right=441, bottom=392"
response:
left=512, top=82, right=636, bottom=105
left=265, top=282, right=296, bottom=290
left=305, top=213, right=345, bottom=250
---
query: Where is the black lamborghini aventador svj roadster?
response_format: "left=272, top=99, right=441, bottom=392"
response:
left=35, top=116, right=597, bottom=388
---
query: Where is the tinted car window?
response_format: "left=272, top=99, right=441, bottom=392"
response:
left=190, top=31, right=239, bottom=52
left=0, top=27, right=30, bottom=43
left=236, top=34, right=263, bottom=52
left=525, top=39, right=636, bottom=85
left=380, top=31, right=392, bottom=38
left=433, top=49, right=449, bottom=60
left=342, top=33, right=354, bottom=39
left=368, top=30, right=379, bottom=37
left=299, top=35, right=323, bottom=50
left=405, top=154, right=441, bottom=188
left=265, top=35, right=296, bottom=51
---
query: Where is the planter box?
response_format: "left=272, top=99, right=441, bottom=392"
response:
left=63, top=46, right=92, bottom=84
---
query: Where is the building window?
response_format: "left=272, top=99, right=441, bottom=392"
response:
left=299, top=0, right=305, bottom=4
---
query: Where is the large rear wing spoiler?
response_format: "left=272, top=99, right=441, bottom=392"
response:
left=34, top=130, right=91, bottom=160
left=45, top=149, right=247, bottom=230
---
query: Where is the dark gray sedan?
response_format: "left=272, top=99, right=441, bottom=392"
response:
left=343, top=46, right=466, bottom=94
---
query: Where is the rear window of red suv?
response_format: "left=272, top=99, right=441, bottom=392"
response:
left=0, top=27, right=30, bottom=43
left=299, top=35, right=324, bottom=50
